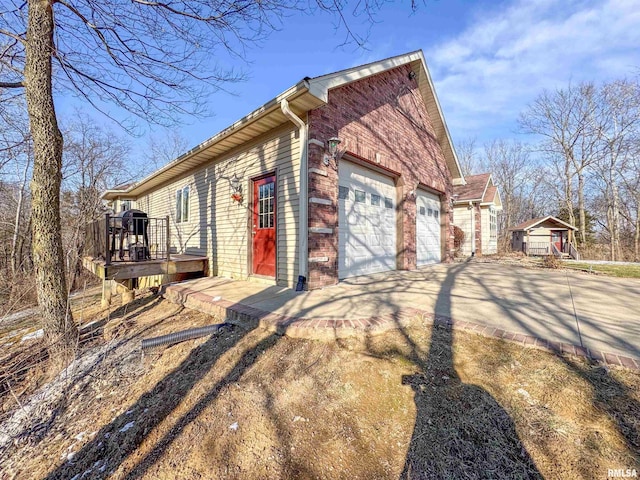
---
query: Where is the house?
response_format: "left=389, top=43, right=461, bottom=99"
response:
left=100, top=50, right=466, bottom=290
left=452, top=173, right=502, bottom=256
left=510, top=216, right=579, bottom=259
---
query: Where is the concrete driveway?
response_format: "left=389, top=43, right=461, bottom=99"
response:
left=165, top=262, right=640, bottom=361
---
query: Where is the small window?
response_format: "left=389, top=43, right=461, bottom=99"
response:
left=258, top=182, right=274, bottom=229
left=384, top=197, right=393, bottom=209
left=120, top=200, right=132, bottom=212
left=428, top=208, right=433, bottom=217
left=176, top=185, right=190, bottom=223
left=419, top=206, right=426, bottom=215
left=371, top=194, right=381, bottom=206
left=338, top=186, right=349, bottom=200
left=434, top=210, right=439, bottom=219
left=355, top=190, right=365, bottom=203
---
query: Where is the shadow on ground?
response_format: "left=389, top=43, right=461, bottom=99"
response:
left=38, top=263, right=640, bottom=479
left=390, top=262, right=542, bottom=479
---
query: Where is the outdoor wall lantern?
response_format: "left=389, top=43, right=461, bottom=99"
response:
left=230, top=173, right=243, bottom=203
left=323, top=136, right=342, bottom=169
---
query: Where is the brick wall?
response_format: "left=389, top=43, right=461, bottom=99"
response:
left=306, top=64, right=455, bottom=289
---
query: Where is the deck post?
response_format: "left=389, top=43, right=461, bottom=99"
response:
left=165, top=215, right=171, bottom=261
left=105, top=213, right=111, bottom=266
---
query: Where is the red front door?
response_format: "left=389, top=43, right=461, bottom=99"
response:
left=252, top=175, right=276, bottom=277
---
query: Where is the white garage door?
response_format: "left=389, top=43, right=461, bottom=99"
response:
left=338, top=161, right=396, bottom=279
left=416, top=190, right=442, bottom=265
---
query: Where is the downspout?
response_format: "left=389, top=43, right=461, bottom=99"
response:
left=469, top=201, right=475, bottom=256
left=280, top=99, right=308, bottom=287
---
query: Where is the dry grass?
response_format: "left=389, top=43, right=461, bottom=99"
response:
left=1, top=293, right=639, bottom=479
left=563, top=262, right=640, bottom=278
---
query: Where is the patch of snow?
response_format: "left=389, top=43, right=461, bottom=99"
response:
left=228, top=422, right=239, bottom=431
left=74, top=432, right=86, bottom=442
left=212, top=296, right=222, bottom=301
left=119, top=422, right=135, bottom=433
left=82, top=320, right=100, bottom=329
left=0, top=312, right=143, bottom=460
left=125, top=409, right=134, bottom=415
left=66, top=451, right=76, bottom=462
left=104, top=432, right=111, bottom=439
left=20, top=329, right=44, bottom=343
left=0, top=306, right=39, bottom=326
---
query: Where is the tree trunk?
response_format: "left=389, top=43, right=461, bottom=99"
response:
left=577, top=173, right=586, bottom=247
left=564, top=162, right=575, bottom=243
left=24, top=0, right=77, bottom=367
left=611, top=181, right=622, bottom=261
left=634, top=200, right=639, bottom=262
left=11, top=162, right=28, bottom=277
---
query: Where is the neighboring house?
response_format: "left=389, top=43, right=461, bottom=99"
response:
left=452, top=173, right=502, bottom=256
left=510, top=216, right=579, bottom=259
left=102, top=50, right=466, bottom=290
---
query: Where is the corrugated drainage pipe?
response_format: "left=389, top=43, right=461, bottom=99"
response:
left=141, top=323, right=226, bottom=351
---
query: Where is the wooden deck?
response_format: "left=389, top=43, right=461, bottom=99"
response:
left=82, top=254, right=208, bottom=281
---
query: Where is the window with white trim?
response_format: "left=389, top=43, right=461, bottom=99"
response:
left=120, top=199, right=132, bottom=212
left=176, top=185, right=190, bottom=223
left=489, top=207, right=497, bottom=240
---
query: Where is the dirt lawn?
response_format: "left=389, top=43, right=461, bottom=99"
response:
left=1, top=288, right=639, bottom=479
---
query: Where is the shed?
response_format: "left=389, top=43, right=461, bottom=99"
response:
left=510, top=216, right=579, bottom=259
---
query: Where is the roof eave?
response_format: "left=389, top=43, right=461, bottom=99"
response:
left=102, top=80, right=316, bottom=200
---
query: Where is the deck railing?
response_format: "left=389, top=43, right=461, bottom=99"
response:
left=85, top=214, right=170, bottom=266
left=568, top=242, right=580, bottom=260
left=524, top=242, right=550, bottom=256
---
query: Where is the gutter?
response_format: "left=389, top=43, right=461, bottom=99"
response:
left=280, top=99, right=308, bottom=287
left=101, top=80, right=313, bottom=201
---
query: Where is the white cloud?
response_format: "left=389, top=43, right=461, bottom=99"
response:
left=428, top=0, right=640, bottom=142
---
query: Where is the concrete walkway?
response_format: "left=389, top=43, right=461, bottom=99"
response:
left=162, top=261, right=640, bottom=369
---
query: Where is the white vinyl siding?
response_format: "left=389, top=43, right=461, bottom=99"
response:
left=136, top=125, right=301, bottom=288
left=452, top=205, right=473, bottom=256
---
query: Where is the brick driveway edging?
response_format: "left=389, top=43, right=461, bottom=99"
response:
left=161, top=283, right=640, bottom=372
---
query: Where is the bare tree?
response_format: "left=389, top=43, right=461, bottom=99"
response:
left=593, top=79, right=640, bottom=260
left=520, top=83, right=601, bottom=247
left=0, top=100, right=34, bottom=309
left=61, top=115, right=130, bottom=289
left=455, top=138, right=478, bottom=176
left=144, top=129, right=190, bottom=175
left=0, top=0, right=390, bottom=366
left=481, top=140, right=542, bottom=248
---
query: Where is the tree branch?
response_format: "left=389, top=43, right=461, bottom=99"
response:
left=0, top=81, right=24, bottom=88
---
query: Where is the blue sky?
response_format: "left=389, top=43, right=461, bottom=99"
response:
left=58, top=0, right=640, bottom=162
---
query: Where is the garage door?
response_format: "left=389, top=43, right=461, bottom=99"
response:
left=338, top=161, right=396, bottom=279
left=416, top=190, right=441, bottom=265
